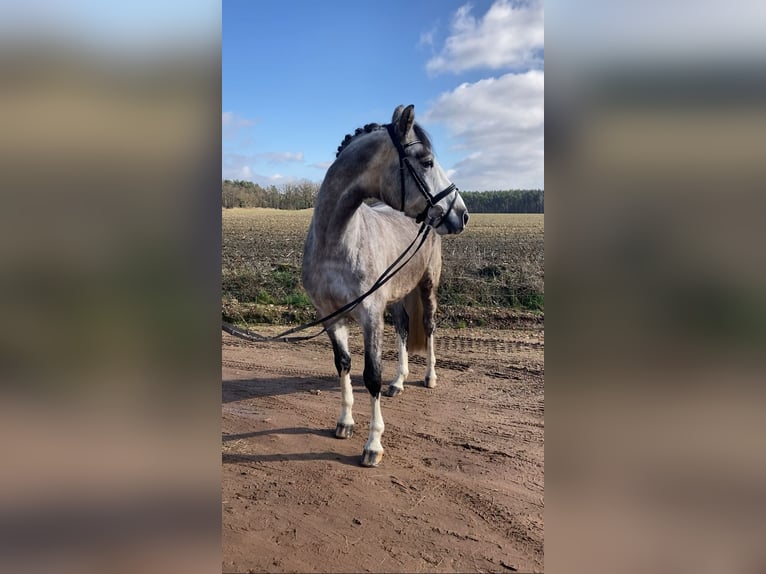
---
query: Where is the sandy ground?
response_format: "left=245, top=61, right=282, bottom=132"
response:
left=222, top=320, right=544, bottom=573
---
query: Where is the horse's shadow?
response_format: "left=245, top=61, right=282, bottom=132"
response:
left=222, top=428, right=361, bottom=467
left=223, top=374, right=370, bottom=403
left=223, top=427, right=331, bottom=442
left=223, top=375, right=335, bottom=403
left=223, top=377, right=365, bottom=468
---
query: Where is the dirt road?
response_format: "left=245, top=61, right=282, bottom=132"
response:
left=222, top=320, right=544, bottom=573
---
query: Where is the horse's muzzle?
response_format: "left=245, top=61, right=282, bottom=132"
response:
left=435, top=206, right=468, bottom=235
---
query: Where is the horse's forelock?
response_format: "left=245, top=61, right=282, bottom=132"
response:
left=412, top=123, right=433, bottom=154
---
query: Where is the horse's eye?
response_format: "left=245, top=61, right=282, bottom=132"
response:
left=421, top=160, right=434, bottom=169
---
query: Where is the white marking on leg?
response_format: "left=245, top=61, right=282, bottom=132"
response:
left=425, top=332, right=437, bottom=388
left=364, top=393, right=385, bottom=454
left=338, top=370, right=354, bottom=427
left=389, top=333, right=409, bottom=392
left=331, top=323, right=354, bottom=436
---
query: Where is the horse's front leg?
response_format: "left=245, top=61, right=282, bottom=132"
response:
left=328, top=322, right=354, bottom=438
left=361, top=316, right=385, bottom=467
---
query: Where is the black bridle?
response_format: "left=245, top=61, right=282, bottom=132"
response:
left=384, top=123, right=458, bottom=227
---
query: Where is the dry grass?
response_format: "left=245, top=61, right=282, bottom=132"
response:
left=222, top=208, right=544, bottom=328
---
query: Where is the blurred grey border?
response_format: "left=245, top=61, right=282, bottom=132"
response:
left=0, top=2, right=221, bottom=573
left=547, top=1, right=766, bottom=573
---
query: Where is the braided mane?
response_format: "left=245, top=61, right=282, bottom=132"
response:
left=335, top=121, right=433, bottom=158
left=335, top=123, right=384, bottom=158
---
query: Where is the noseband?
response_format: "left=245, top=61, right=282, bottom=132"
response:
left=385, top=123, right=458, bottom=226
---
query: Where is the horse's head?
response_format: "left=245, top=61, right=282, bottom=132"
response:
left=384, top=105, right=469, bottom=235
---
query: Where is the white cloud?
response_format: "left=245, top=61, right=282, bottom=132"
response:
left=419, top=28, right=435, bottom=48
left=257, top=151, right=304, bottom=164
left=222, top=153, right=254, bottom=181
left=223, top=151, right=305, bottom=178
left=427, top=0, right=543, bottom=74
left=222, top=111, right=257, bottom=129
left=237, top=165, right=253, bottom=180
left=222, top=112, right=258, bottom=148
left=424, top=70, right=544, bottom=190
left=223, top=152, right=307, bottom=186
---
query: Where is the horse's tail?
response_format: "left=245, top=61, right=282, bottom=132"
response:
left=404, top=290, right=427, bottom=354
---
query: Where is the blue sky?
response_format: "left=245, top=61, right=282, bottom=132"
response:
left=223, top=0, right=544, bottom=191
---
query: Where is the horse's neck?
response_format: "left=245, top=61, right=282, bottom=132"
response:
left=312, top=182, right=374, bottom=244
left=312, top=132, right=394, bottom=244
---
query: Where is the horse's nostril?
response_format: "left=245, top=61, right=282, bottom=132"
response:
left=463, top=211, right=470, bottom=226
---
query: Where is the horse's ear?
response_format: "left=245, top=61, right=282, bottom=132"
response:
left=391, top=105, right=405, bottom=124
left=396, top=104, right=415, bottom=141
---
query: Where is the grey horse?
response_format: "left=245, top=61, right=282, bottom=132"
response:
left=301, top=105, right=468, bottom=467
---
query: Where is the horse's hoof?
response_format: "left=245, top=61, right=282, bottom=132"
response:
left=360, top=448, right=383, bottom=467
left=424, top=376, right=437, bottom=389
left=385, top=385, right=403, bottom=397
left=335, top=423, right=354, bottom=439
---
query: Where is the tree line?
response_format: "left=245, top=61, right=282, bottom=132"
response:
left=222, top=179, right=320, bottom=210
left=222, top=180, right=543, bottom=213
left=460, top=189, right=543, bottom=213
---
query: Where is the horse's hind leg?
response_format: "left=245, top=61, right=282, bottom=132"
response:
left=385, top=303, right=409, bottom=397
left=421, top=278, right=438, bottom=388
left=328, top=321, right=354, bottom=438
left=361, top=313, right=385, bottom=467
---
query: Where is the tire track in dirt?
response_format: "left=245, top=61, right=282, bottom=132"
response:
left=400, top=435, right=544, bottom=554
left=435, top=479, right=544, bottom=559
left=437, top=333, right=544, bottom=352
left=223, top=326, right=543, bottom=381
left=395, top=426, right=543, bottom=477
left=377, top=424, right=544, bottom=567
left=486, top=367, right=545, bottom=380
left=223, top=359, right=334, bottom=382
